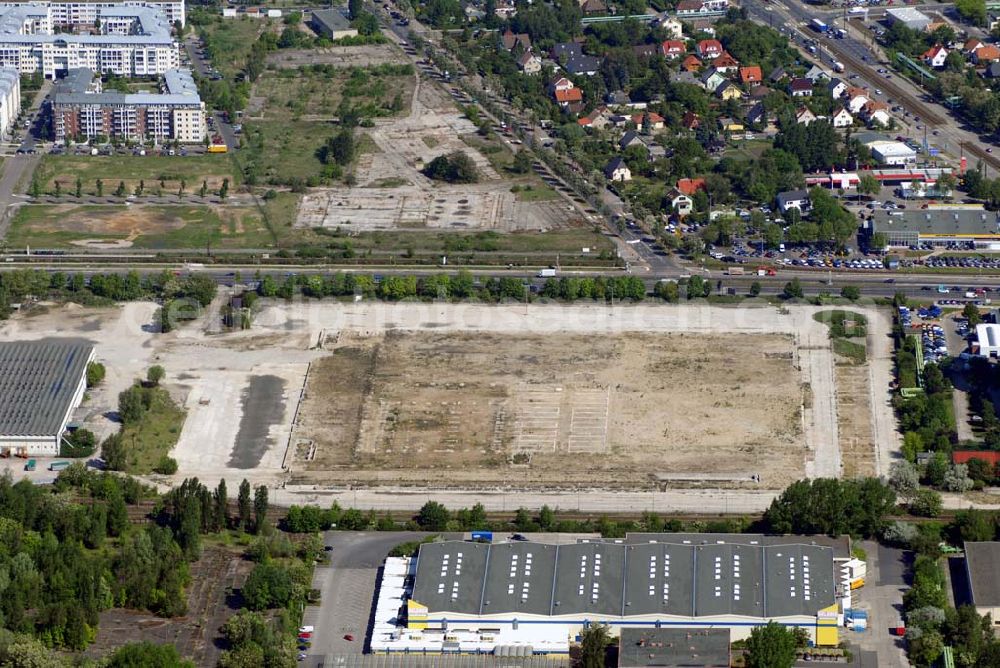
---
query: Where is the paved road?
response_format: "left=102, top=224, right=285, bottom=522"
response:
left=848, top=541, right=909, bottom=667
left=301, top=531, right=456, bottom=665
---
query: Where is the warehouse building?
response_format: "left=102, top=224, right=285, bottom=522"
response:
left=0, top=4, right=178, bottom=78
left=976, top=324, right=1000, bottom=358
left=370, top=534, right=849, bottom=657
left=867, top=209, right=1000, bottom=247
left=867, top=140, right=918, bottom=167
left=885, top=7, right=932, bottom=31
left=52, top=66, right=203, bottom=142
left=309, top=8, right=357, bottom=40
left=0, top=338, right=94, bottom=457
left=963, top=542, right=1000, bottom=621
left=618, top=628, right=730, bottom=667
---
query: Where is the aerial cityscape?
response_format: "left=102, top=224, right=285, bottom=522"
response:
left=1, top=0, right=1000, bottom=664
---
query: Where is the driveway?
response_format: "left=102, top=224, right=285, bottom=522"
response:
left=848, top=542, right=909, bottom=667
left=301, top=531, right=458, bottom=666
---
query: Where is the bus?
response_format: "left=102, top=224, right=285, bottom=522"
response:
left=811, top=18, right=828, bottom=32
left=49, top=461, right=70, bottom=471
left=207, top=144, right=228, bottom=153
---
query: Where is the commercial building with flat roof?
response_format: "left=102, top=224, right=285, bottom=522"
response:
left=618, top=628, right=730, bottom=667
left=0, top=338, right=94, bottom=456
left=885, top=7, right=932, bottom=31
left=310, top=8, right=357, bottom=40
left=976, top=324, right=1000, bottom=357
left=869, top=209, right=1000, bottom=247
left=52, top=66, right=203, bottom=141
left=0, top=3, right=178, bottom=78
left=964, top=542, right=1000, bottom=622
left=867, top=140, right=918, bottom=167
left=0, top=66, right=19, bottom=136
left=375, top=535, right=843, bottom=657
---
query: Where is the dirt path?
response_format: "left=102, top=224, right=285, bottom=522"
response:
left=866, top=308, right=901, bottom=477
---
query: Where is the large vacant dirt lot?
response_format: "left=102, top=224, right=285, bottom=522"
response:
left=294, top=330, right=804, bottom=489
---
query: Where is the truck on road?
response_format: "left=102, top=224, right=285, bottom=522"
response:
left=811, top=18, right=828, bottom=33
left=726, top=267, right=744, bottom=276
left=833, top=61, right=845, bottom=72
left=538, top=268, right=557, bottom=278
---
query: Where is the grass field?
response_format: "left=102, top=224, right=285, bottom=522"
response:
left=196, top=14, right=273, bottom=79
left=256, top=66, right=415, bottom=121
left=34, top=155, right=239, bottom=194
left=120, top=386, right=187, bottom=474
left=7, top=204, right=275, bottom=249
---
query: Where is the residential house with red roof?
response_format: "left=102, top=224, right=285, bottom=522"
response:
left=697, top=39, right=723, bottom=59
left=739, top=65, right=762, bottom=86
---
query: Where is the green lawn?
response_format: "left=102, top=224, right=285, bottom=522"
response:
left=195, top=15, right=272, bottom=79
left=514, top=183, right=559, bottom=202
left=7, top=204, right=276, bottom=249
left=255, top=66, right=415, bottom=122
left=34, top=155, right=239, bottom=194
left=120, top=386, right=186, bottom=474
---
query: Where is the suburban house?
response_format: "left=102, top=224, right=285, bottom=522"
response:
left=713, top=52, right=740, bottom=73
left=661, top=40, right=686, bottom=58
left=604, top=156, right=632, bottom=182
left=716, top=80, right=744, bottom=100
left=677, top=178, right=706, bottom=195
left=862, top=100, right=892, bottom=127
left=681, top=111, right=701, bottom=130
left=986, top=62, right=1000, bottom=78
left=563, top=54, right=602, bottom=76
left=975, top=45, right=1000, bottom=64
left=804, top=65, right=830, bottom=82
left=517, top=51, right=542, bottom=74
left=550, top=42, right=583, bottom=60
left=633, top=44, right=660, bottom=59
left=697, top=39, right=724, bottom=59
left=632, top=112, right=665, bottom=130
left=789, top=78, right=813, bottom=97
left=606, top=90, right=631, bottom=106
left=739, top=65, right=763, bottom=86
left=845, top=87, right=870, bottom=113
left=965, top=38, right=985, bottom=55
left=831, top=107, right=854, bottom=128
left=500, top=30, right=531, bottom=52
left=747, top=101, right=768, bottom=126
left=795, top=107, right=818, bottom=125
left=666, top=188, right=694, bottom=216
left=674, top=71, right=700, bottom=86
left=719, top=116, right=744, bottom=132
left=577, top=106, right=611, bottom=128
left=676, top=0, right=729, bottom=16
left=682, top=54, right=702, bottom=71
left=922, top=44, right=948, bottom=68
left=619, top=130, right=645, bottom=151
left=495, top=0, right=517, bottom=18
left=658, top=16, right=683, bottom=39
left=827, top=78, right=847, bottom=99
left=549, top=77, right=574, bottom=92
left=700, top=67, right=727, bottom=91
left=553, top=87, right=583, bottom=106
left=580, top=0, right=607, bottom=14
left=768, top=66, right=787, bottom=83
left=777, top=189, right=810, bottom=213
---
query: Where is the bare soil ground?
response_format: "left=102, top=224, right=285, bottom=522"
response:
left=836, top=362, right=877, bottom=478
left=81, top=546, right=251, bottom=666
left=297, top=51, right=576, bottom=233
left=293, top=330, right=805, bottom=490
left=266, top=44, right=403, bottom=68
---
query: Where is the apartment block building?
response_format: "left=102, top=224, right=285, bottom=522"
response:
left=0, top=0, right=184, bottom=27
left=0, top=67, right=19, bottom=136
left=52, top=66, right=203, bottom=142
left=0, top=4, right=178, bottom=78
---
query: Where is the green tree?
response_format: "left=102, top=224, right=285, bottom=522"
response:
left=75, top=176, right=82, bottom=198
left=956, top=0, right=987, bottom=25
left=857, top=173, right=881, bottom=198
left=147, top=365, right=165, bottom=386
left=102, top=432, right=127, bottom=471
left=745, top=622, right=799, bottom=668
left=323, top=128, right=356, bottom=166
left=118, top=385, right=146, bottom=424
left=214, top=479, right=229, bottom=532
left=910, top=488, right=943, bottom=517
left=840, top=285, right=861, bottom=301
left=782, top=278, right=804, bottom=299
left=348, top=0, right=363, bottom=19
left=579, top=623, right=611, bottom=668
left=749, top=281, right=762, bottom=297
left=105, top=642, right=194, bottom=667
left=254, top=485, right=269, bottom=534
left=511, top=150, right=532, bottom=174
left=963, top=302, right=982, bottom=326
left=238, top=479, right=252, bottom=532
left=96, top=179, right=103, bottom=197
left=416, top=501, right=450, bottom=530
left=86, top=361, right=106, bottom=387
left=242, top=562, right=294, bottom=610
left=115, top=180, right=127, bottom=197
left=424, top=151, right=479, bottom=183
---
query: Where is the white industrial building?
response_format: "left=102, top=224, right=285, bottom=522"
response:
left=0, top=339, right=94, bottom=457
left=885, top=7, right=932, bottom=31
left=868, top=140, right=918, bottom=167
left=977, top=323, right=1000, bottom=357
left=0, top=4, right=178, bottom=78
left=369, top=534, right=862, bottom=658
left=0, top=66, right=20, bottom=136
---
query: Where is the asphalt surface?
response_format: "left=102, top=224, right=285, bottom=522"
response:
left=301, top=531, right=459, bottom=664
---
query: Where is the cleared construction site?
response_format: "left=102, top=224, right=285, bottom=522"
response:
left=0, top=301, right=894, bottom=499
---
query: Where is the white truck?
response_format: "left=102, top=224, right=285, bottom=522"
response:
left=538, top=268, right=557, bottom=278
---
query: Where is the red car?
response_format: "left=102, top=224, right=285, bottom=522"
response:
left=344, top=634, right=355, bottom=641
left=298, top=633, right=312, bottom=640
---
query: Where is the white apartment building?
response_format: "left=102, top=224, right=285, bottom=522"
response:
left=0, top=66, right=20, bottom=136
left=0, top=4, right=178, bottom=78
left=0, top=0, right=184, bottom=27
